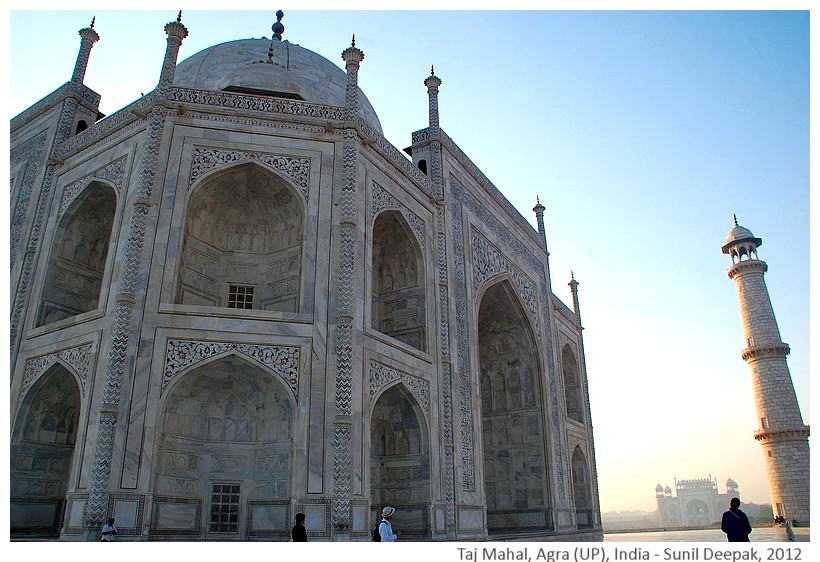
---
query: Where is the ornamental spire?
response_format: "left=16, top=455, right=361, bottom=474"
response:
left=272, top=10, right=285, bottom=41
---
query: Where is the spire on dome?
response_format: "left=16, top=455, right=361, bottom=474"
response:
left=272, top=10, right=285, bottom=41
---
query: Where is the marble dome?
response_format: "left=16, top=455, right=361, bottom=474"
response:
left=174, top=38, right=383, bottom=134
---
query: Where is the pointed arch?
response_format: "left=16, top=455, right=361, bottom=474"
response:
left=477, top=280, right=552, bottom=533
left=571, top=446, right=593, bottom=528
left=369, top=382, right=431, bottom=538
left=175, top=161, right=305, bottom=312
left=11, top=364, right=82, bottom=537
left=371, top=210, right=427, bottom=352
left=153, top=354, right=295, bottom=538
left=562, top=344, right=584, bottom=424
left=37, top=181, right=116, bottom=326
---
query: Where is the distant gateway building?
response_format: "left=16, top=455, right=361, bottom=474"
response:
left=10, top=13, right=601, bottom=540
left=655, top=477, right=739, bottom=528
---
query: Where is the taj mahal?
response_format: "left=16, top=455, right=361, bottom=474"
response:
left=9, top=12, right=601, bottom=541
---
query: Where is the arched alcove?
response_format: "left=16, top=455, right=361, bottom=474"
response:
left=571, top=447, right=593, bottom=528
left=478, top=280, right=551, bottom=533
left=10, top=364, right=81, bottom=537
left=562, top=345, right=584, bottom=424
left=154, top=355, right=295, bottom=538
left=370, top=383, right=430, bottom=538
left=37, top=182, right=116, bottom=326
left=685, top=498, right=711, bottom=526
left=176, top=162, right=304, bottom=312
left=371, top=210, right=426, bottom=351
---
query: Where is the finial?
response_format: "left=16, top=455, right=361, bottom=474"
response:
left=177, top=10, right=182, bottom=23
left=351, top=34, right=356, bottom=47
left=733, top=213, right=738, bottom=226
left=537, top=195, right=540, bottom=204
left=90, top=17, right=95, bottom=29
left=272, top=10, right=285, bottom=41
left=571, top=270, right=575, bottom=280
left=431, top=65, right=435, bottom=75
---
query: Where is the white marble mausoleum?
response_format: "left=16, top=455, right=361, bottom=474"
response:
left=9, top=12, right=601, bottom=541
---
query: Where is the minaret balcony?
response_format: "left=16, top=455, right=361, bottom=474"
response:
left=753, top=426, right=810, bottom=442
left=727, top=259, right=767, bottom=279
left=741, top=343, right=790, bottom=361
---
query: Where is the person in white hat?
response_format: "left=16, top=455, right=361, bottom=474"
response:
left=379, top=506, right=401, bottom=542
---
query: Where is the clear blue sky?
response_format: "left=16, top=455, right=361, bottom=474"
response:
left=7, top=6, right=812, bottom=515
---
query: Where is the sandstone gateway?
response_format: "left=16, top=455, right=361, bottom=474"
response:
left=9, top=12, right=601, bottom=540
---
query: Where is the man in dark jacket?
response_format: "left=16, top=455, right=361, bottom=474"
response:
left=721, top=498, right=752, bottom=542
left=291, top=512, right=307, bottom=542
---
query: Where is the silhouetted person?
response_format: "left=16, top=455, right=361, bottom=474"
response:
left=291, top=512, right=307, bottom=542
left=721, top=497, right=752, bottom=542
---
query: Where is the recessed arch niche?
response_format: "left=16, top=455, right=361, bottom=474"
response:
left=370, top=383, right=430, bottom=539
left=571, top=446, right=593, bottom=528
left=176, top=162, right=304, bottom=312
left=154, top=354, right=295, bottom=537
left=37, top=181, right=116, bottom=326
left=371, top=210, right=426, bottom=352
left=10, top=364, right=82, bottom=537
left=562, top=344, right=584, bottom=424
left=478, top=280, right=552, bottom=533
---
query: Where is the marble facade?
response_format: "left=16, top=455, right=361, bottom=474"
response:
left=9, top=13, right=601, bottom=541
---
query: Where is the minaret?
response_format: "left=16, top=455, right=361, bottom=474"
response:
left=722, top=216, right=810, bottom=525
left=71, top=18, right=100, bottom=86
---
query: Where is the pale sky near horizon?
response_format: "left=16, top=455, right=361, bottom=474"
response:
left=6, top=5, right=813, bottom=516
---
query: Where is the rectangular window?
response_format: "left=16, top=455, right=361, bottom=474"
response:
left=210, top=483, right=241, bottom=533
left=228, top=285, right=254, bottom=309
left=761, top=416, right=769, bottom=429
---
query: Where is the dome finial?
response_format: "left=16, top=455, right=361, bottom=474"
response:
left=351, top=34, right=356, bottom=47
left=733, top=213, right=738, bottom=226
left=90, top=16, right=95, bottom=29
left=177, top=10, right=182, bottom=23
left=272, top=10, right=285, bottom=41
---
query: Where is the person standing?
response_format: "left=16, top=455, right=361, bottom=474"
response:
left=101, top=517, right=118, bottom=541
left=378, top=506, right=401, bottom=542
left=721, top=497, right=752, bottom=542
left=291, top=512, right=307, bottom=542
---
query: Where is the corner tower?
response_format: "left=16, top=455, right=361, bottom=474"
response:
left=721, top=216, right=810, bottom=525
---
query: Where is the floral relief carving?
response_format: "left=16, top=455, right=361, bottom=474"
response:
left=163, top=340, right=300, bottom=398
left=59, top=156, right=127, bottom=219
left=471, top=225, right=539, bottom=335
left=368, top=361, right=429, bottom=415
left=190, top=147, right=310, bottom=200
left=371, top=182, right=426, bottom=246
left=21, top=342, right=94, bottom=400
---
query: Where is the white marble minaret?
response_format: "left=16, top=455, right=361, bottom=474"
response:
left=722, top=216, right=810, bottom=525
